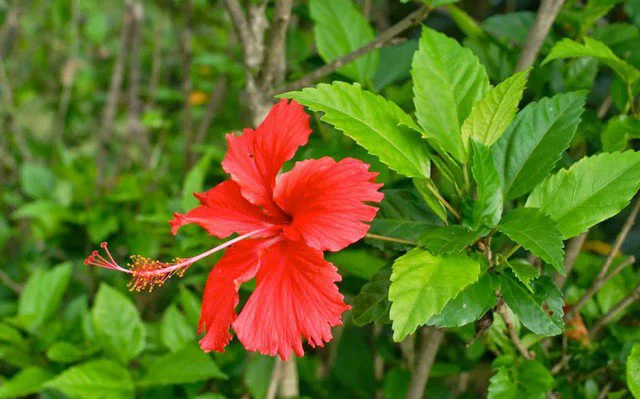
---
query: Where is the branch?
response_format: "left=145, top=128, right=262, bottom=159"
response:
left=182, top=0, right=195, bottom=169
left=265, top=359, right=283, bottom=399
left=405, top=327, right=444, bottom=399
left=146, top=17, right=164, bottom=111
left=566, top=197, right=640, bottom=320
left=365, top=233, right=417, bottom=246
left=195, top=74, right=228, bottom=146
left=589, top=282, right=640, bottom=339
left=278, top=358, right=299, bottom=398
left=127, top=1, right=147, bottom=156
left=496, top=301, right=534, bottom=360
left=258, top=0, right=293, bottom=89
left=515, top=0, right=566, bottom=71
left=275, top=5, right=431, bottom=94
left=0, top=269, right=22, bottom=294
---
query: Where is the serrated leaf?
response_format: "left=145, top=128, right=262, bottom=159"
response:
left=497, top=208, right=565, bottom=274
left=161, top=303, right=196, bottom=352
left=462, top=69, right=530, bottom=148
left=46, top=359, right=134, bottom=399
left=309, top=0, right=377, bottom=83
left=487, top=367, right=517, bottom=399
left=0, top=367, right=54, bottom=399
left=470, top=141, right=503, bottom=229
left=418, top=225, right=480, bottom=255
left=352, top=267, right=392, bottom=326
left=93, top=284, right=145, bottom=364
left=506, top=259, right=540, bottom=293
left=389, top=248, right=480, bottom=341
left=526, top=151, right=640, bottom=238
left=492, top=92, right=586, bottom=200
left=602, top=115, right=640, bottom=152
left=543, top=37, right=640, bottom=84
left=427, top=273, right=497, bottom=328
left=500, top=274, right=564, bottom=336
left=412, top=26, right=490, bottom=162
left=139, top=344, right=227, bottom=386
left=281, top=82, right=431, bottom=178
left=628, top=343, right=640, bottom=398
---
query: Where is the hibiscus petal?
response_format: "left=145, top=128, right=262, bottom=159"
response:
left=170, top=180, right=276, bottom=238
left=198, top=239, right=264, bottom=352
left=222, top=99, right=311, bottom=210
left=233, top=240, right=349, bottom=360
left=273, top=157, right=384, bottom=252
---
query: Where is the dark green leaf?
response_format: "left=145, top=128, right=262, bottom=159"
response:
left=46, top=359, right=134, bottom=399
left=352, top=267, right=392, bottom=326
left=160, top=303, right=196, bottom=352
left=0, top=367, right=54, bottom=399
left=470, top=141, right=503, bottom=228
left=139, top=344, right=227, bottom=386
left=418, top=225, right=480, bottom=255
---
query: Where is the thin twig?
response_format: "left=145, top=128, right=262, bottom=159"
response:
left=597, top=95, right=612, bottom=119
left=265, top=359, right=283, bottom=399
left=425, top=180, right=461, bottom=221
left=567, top=198, right=640, bottom=320
left=127, top=1, right=147, bottom=156
left=516, top=0, right=566, bottom=71
left=274, top=5, right=431, bottom=94
left=278, top=358, right=299, bottom=398
left=405, top=327, right=444, bottom=399
left=146, top=17, right=164, bottom=111
left=589, top=283, right=640, bottom=339
left=258, top=0, right=293, bottom=89
left=0, top=269, right=22, bottom=294
left=554, top=232, right=588, bottom=288
left=597, top=382, right=612, bottom=399
left=365, top=233, right=417, bottom=246
left=496, top=301, right=534, bottom=360
left=195, top=74, right=229, bottom=146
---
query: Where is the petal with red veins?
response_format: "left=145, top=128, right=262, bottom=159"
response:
left=273, top=157, right=384, bottom=252
left=170, top=180, right=276, bottom=238
left=222, top=99, right=311, bottom=209
left=233, top=240, right=349, bottom=360
left=198, top=239, right=265, bottom=352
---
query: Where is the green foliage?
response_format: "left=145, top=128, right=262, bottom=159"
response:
left=487, top=359, right=555, bottom=398
left=352, top=267, right=392, bottom=326
left=602, top=115, right=640, bottom=151
left=506, top=260, right=540, bottom=293
left=470, top=141, right=503, bottom=228
left=45, top=359, right=135, bottom=399
left=418, top=225, right=480, bottom=255
left=138, top=344, right=227, bottom=386
left=628, top=344, right=640, bottom=398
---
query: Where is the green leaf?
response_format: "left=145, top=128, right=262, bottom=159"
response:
left=182, top=151, right=214, bottom=211
left=488, top=361, right=555, bottom=399
left=93, top=284, right=145, bottom=364
left=309, top=0, right=377, bottom=83
left=427, top=273, right=497, bottom=328
left=389, top=249, right=481, bottom=341
left=487, top=367, right=517, bottom=399
left=281, top=82, right=431, bottom=178
left=418, top=225, right=480, bottom=255
left=414, top=179, right=449, bottom=223
left=602, top=115, right=640, bottom=152
left=373, top=40, right=418, bottom=90
left=20, top=163, right=55, bottom=199
left=506, top=259, right=540, bottom=293
left=352, top=267, right=392, bottom=326
left=244, top=355, right=275, bottom=399
left=160, top=303, right=195, bottom=352
left=446, top=5, right=483, bottom=39
left=47, top=341, right=87, bottom=364
left=0, top=367, right=54, bottom=399
left=462, top=69, right=530, bottom=148
left=497, top=208, right=565, bottom=274
left=492, top=92, right=586, bottom=200
left=18, top=262, right=72, bottom=331
left=526, top=151, right=640, bottom=238
left=46, top=359, right=134, bottom=399
left=412, top=26, right=490, bottom=162
left=628, top=343, right=640, bottom=398
left=178, top=285, right=202, bottom=327
left=543, top=37, right=640, bottom=84
left=483, top=12, right=537, bottom=46
left=500, top=274, right=564, bottom=336
left=328, top=249, right=386, bottom=280
left=470, top=141, right=503, bottom=228
left=139, top=344, right=227, bottom=386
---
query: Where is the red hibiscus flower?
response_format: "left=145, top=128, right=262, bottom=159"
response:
left=85, top=99, right=383, bottom=360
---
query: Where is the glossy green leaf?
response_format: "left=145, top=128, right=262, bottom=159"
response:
left=309, top=0, right=377, bottom=83
left=506, top=259, right=540, bottom=293
left=328, top=249, right=386, bottom=280
left=139, top=344, right=227, bottom=386
left=352, top=267, right=392, bottom=326
left=182, top=151, right=214, bottom=211
left=47, top=341, right=87, bottom=364
left=418, top=225, right=480, bottom=255
left=497, top=208, right=565, bottom=274
left=389, top=248, right=480, bottom=341
left=0, top=367, right=54, bottom=399
left=414, top=179, right=449, bottom=223
left=161, top=303, right=195, bottom=352
left=487, top=367, right=517, bottom=399
left=470, top=141, right=503, bottom=228
left=462, top=69, right=530, bottom=148
left=500, top=274, right=564, bottom=336
left=492, top=92, right=586, bottom=200
left=602, top=115, right=640, bottom=152
left=412, top=26, right=490, bottom=162
left=628, top=343, right=640, bottom=398
left=526, top=151, right=640, bottom=238
left=93, top=284, right=145, bottom=364
left=282, top=82, right=431, bottom=178
left=46, top=359, right=134, bottom=399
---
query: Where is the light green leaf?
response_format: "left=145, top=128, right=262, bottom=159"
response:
left=139, top=344, right=227, bottom=386
left=446, top=5, right=483, bottom=39
left=628, top=343, right=640, bottom=398
left=497, top=208, right=565, bottom=274
left=161, top=303, right=196, bottom=353
left=470, top=141, right=503, bottom=228
left=543, top=37, right=640, bottom=84
left=418, top=225, right=480, bottom=255
left=18, top=262, right=73, bottom=332
left=500, top=274, right=564, bottom=336
left=20, top=163, right=56, bottom=199
left=507, top=259, right=540, bottom=293
left=492, top=92, right=586, bottom=200
left=487, top=367, right=517, bottom=399
left=328, top=249, right=386, bottom=280
left=412, top=26, right=490, bottom=162
left=178, top=285, right=202, bottom=327
left=427, top=273, right=497, bottom=328
left=414, top=179, right=449, bottom=224
left=281, top=82, right=431, bottom=178
left=93, top=284, right=145, bottom=364
left=309, top=0, right=377, bottom=83
left=389, top=249, right=481, bottom=341
left=602, top=115, right=640, bottom=152
left=47, top=341, right=87, bottom=364
left=488, top=360, right=555, bottom=399
left=526, top=151, right=640, bottom=239
left=46, top=359, right=134, bottom=399
left=352, top=267, right=392, bottom=326
left=182, top=151, right=214, bottom=211
left=244, top=355, right=276, bottom=399
left=462, top=69, right=530, bottom=148
left=0, top=367, right=54, bottom=399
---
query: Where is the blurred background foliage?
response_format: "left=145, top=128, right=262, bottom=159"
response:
left=1, top=0, right=640, bottom=398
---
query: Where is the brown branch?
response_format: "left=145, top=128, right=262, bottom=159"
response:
left=258, top=0, right=293, bottom=89
left=127, top=1, right=147, bottom=156
left=496, top=301, right=534, bottom=360
left=516, top=0, right=566, bottom=71
left=589, top=282, right=640, bottom=339
left=223, top=0, right=255, bottom=68
left=566, top=197, right=640, bottom=320
left=0, top=269, right=22, bottom=295
left=195, top=74, right=229, bottom=146
left=405, top=327, right=444, bottom=399
left=554, top=232, right=588, bottom=288
left=181, top=0, right=195, bottom=169
left=275, top=5, right=431, bottom=94
left=278, top=358, right=299, bottom=398
left=265, top=359, right=283, bottom=399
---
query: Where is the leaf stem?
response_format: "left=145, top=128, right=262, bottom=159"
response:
left=424, top=181, right=462, bottom=221
left=503, top=244, right=522, bottom=260
left=365, top=233, right=417, bottom=246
